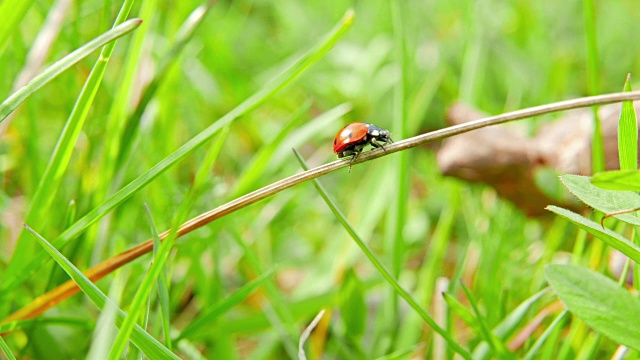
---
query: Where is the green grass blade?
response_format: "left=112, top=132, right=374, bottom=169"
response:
left=4, top=0, right=137, bottom=285
left=233, top=101, right=350, bottom=197
left=0, top=0, right=33, bottom=55
left=546, top=206, right=640, bottom=264
left=143, top=204, right=172, bottom=349
left=459, top=283, right=515, bottom=360
left=231, top=100, right=313, bottom=196
left=293, top=150, right=472, bottom=360
left=0, top=18, right=142, bottom=122
left=591, top=115, right=606, bottom=174
left=116, top=4, right=212, bottom=171
left=108, top=126, right=230, bottom=359
left=226, top=225, right=299, bottom=357
left=583, top=0, right=600, bottom=96
left=592, top=170, right=640, bottom=191
left=373, top=343, right=425, bottom=360
left=95, top=0, right=160, bottom=211
left=583, top=0, right=605, bottom=173
left=0, top=333, right=17, bottom=360
left=383, top=0, right=410, bottom=327
left=0, top=8, right=355, bottom=296
left=618, top=74, right=638, bottom=170
left=522, top=310, right=569, bottom=360
left=176, top=268, right=275, bottom=341
left=389, top=0, right=410, bottom=276
left=23, top=224, right=179, bottom=360
left=472, top=288, right=549, bottom=359
left=87, top=275, right=124, bottom=360
left=396, top=185, right=459, bottom=349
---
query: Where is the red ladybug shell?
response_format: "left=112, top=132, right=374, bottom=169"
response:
left=333, top=122, right=370, bottom=153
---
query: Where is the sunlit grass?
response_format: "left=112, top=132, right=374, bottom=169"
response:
left=1, top=0, right=639, bottom=358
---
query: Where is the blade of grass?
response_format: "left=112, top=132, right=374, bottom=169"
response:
left=143, top=204, right=172, bottom=349
left=0, top=0, right=72, bottom=137
left=0, top=0, right=33, bottom=55
left=472, top=288, right=549, bottom=359
left=6, top=89, right=640, bottom=323
left=116, top=3, right=213, bottom=171
left=0, top=333, right=16, bottom=360
left=176, top=268, right=276, bottom=341
left=459, top=283, right=515, bottom=359
left=547, top=205, right=640, bottom=264
left=293, top=149, right=472, bottom=360
left=397, top=187, right=459, bottom=349
left=22, top=224, right=179, bottom=359
left=86, top=274, right=124, bottom=360
left=522, top=310, right=569, bottom=360
left=5, top=0, right=137, bottom=286
left=383, top=0, right=410, bottom=329
left=0, top=9, right=355, bottom=296
left=389, top=0, right=410, bottom=277
left=618, top=74, right=638, bottom=170
left=231, top=99, right=313, bottom=197
left=89, top=0, right=161, bottom=264
left=108, top=126, right=230, bottom=359
left=583, top=0, right=605, bottom=173
left=0, top=18, right=142, bottom=122
left=373, top=343, right=425, bottom=360
left=226, top=221, right=299, bottom=357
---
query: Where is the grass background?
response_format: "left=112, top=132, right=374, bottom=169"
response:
left=1, top=0, right=639, bottom=359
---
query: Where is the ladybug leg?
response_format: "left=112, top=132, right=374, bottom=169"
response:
left=370, top=139, right=388, bottom=154
left=347, top=149, right=364, bottom=172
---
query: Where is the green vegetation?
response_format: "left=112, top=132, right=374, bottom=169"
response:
left=1, top=0, right=639, bottom=359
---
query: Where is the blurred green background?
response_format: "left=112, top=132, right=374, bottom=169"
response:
left=1, top=0, right=639, bottom=359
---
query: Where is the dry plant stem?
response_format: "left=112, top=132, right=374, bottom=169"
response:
left=4, top=90, right=640, bottom=324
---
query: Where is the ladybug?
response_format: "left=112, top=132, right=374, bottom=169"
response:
left=333, top=122, right=393, bottom=162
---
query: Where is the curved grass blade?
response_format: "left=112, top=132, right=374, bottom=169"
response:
left=88, top=0, right=162, bottom=262
left=116, top=4, right=212, bottom=171
left=293, top=149, right=472, bottom=360
left=472, top=288, right=549, bottom=359
left=459, top=284, right=515, bottom=359
left=0, top=18, right=142, bottom=122
left=546, top=206, right=640, bottom=264
left=0, top=0, right=33, bottom=55
left=23, top=224, right=179, bottom=360
left=176, top=269, right=275, bottom=341
left=4, top=0, right=138, bottom=287
left=0, top=9, right=355, bottom=297
left=521, top=310, right=568, bottom=360
left=383, top=0, right=410, bottom=324
left=618, top=74, right=637, bottom=171
left=373, top=343, right=425, bottom=360
left=108, top=125, right=230, bottom=359
left=0, top=334, right=16, bottom=360
left=143, top=205, right=171, bottom=349
left=583, top=0, right=605, bottom=174
left=0, top=0, right=72, bottom=137
left=226, top=225, right=299, bottom=357
left=231, top=100, right=313, bottom=197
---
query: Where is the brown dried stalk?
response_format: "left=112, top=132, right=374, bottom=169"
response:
left=4, top=90, right=640, bottom=324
